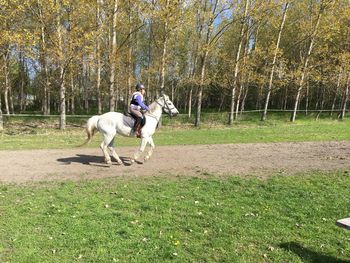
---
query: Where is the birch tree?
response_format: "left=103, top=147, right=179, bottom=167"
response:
left=96, top=0, right=103, bottom=114
left=109, top=0, right=118, bottom=111
left=55, top=0, right=66, bottom=129
left=196, top=0, right=232, bottom=126
left=340, top=72, right=350, bottom=120
left=228, top=0, right=248, bottom=125
left=261, top=2, right=289, bottom=121
left=36, top=0, right=51, bottom=115
left=290, top=1, right=325, bottom=122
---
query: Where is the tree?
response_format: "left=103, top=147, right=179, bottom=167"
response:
left=290, top=1, right=326, bottom=122
left=228, top=0, right=248, bottom=125
left=55, top=0, right=66, bottom=129
left=261, top=2, right=289, bottom=121
left=195, top=0, right=232, bottom=126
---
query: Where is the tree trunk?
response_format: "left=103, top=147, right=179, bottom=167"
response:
left=56, top=0, right=66, bottom=129
left=235, top=85, right=242, bottom=120
left=9, top=86, right=14, bottom=114
left=171, top=80, right=174, bottom=101
left=340, top=72, right=350, bottom=120
left=195, top=0, right=218, bottom=126
left=229, top=0, right=248, bottom=125
left=218, top=92, right=225, bottom=112
left=331, top=69, right=342, bottom=116
left=96, top=0, right=103, bottom=114
left=290, top=2, right=323, bottom=122
left=195, top=51, right=208, bottom=127
left=282, top=87, right=287, bottom=110
left=146, top=8, right=153, bottom=102
left=84, top=63, right=89, bottom=113
left=19, top=52, right=25, bottom=112
left=70, top=70, right=75, bottom=114
left=0, top=98, right=3, bottom=130
left=240, top=85, right=249, bottom=115
left=188, top=88, right=193, bottom=117
left=261, top=2, right=289, bottom=121
left=3, top=52, right=10, bottom=115
left=109, top=0, right=118, bottom=111
left=316, top=86, right=325, bottom=120
left=305, top=81, right=309, bottom=115
left=160, top=0, right=169, bottom=94
left=38, top=0, right=50, bottom=115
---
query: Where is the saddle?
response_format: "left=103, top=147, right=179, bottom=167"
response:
left=124, top=111, right=146, bottom=137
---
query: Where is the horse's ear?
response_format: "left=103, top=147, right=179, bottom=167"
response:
left=160, top=90, right=164, bottom=96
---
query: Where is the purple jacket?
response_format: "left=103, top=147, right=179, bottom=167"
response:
left=130, top=92, right=149, bottom=111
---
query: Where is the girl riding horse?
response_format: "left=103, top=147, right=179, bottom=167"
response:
left=129, top=83, right=149, bottom=138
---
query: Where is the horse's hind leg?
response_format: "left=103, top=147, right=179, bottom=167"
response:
left=108, top=138, right=122, bottom=164
left=100, top=132, right=115, bottom=164
left=100, top=141, right=111, bottom=164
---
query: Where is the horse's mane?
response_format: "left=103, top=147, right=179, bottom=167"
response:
left=147, top=98, right=162, bottom=113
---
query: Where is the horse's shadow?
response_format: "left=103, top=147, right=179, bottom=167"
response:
left=279, top=242, right=349, bottom=263
left=57, top=155, right=135, bottom=167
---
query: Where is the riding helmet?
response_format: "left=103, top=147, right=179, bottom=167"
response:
left=136, top=83, right=145, bottom=91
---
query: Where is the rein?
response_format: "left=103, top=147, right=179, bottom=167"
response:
left=145, top=96, right=175, bottom=122
left=156, top=96, right=174, bottom=117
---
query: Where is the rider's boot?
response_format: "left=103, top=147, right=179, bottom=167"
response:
left=133, top=117, right=142, bottom=138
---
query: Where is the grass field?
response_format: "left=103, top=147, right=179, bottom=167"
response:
left=0, top=112, right=350, bottom=150
left=0, top=172, right=349, bottom=262
left=1, top=113, right=350, bottom=262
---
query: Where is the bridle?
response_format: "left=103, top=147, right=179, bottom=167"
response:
left=145, top=96, right=175, bottom=123
left=155, top=95, right=176, bottom=118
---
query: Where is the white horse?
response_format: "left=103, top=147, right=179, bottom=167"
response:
left=81, top=94, right=179, bottom=164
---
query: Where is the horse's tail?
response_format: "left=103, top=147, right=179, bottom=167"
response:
left=79, top=115, right=100, bottom=147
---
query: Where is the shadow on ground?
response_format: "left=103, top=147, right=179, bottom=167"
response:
left=280, top=242, right=349, bottom=263
left=57, top=154, right=134, bottom=166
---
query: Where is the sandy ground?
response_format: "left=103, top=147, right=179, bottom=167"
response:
left=1, top=141, right=350, bottom=183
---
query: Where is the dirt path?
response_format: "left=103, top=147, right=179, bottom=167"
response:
left=1, top=141, right=350, bottom=183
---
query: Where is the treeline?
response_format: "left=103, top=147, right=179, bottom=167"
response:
left=0, top=0, right=349, bottom=129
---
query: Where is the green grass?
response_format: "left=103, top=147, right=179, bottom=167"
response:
left=1, top=113, right=350, bottom=262
left=0, top=113, right=350, bottom=150
left=0, top=171, right=349, bottom=262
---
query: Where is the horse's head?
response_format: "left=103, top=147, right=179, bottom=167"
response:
left=158, top=94, right=179, bottom=117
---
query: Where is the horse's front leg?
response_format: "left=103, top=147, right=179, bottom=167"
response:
left=144, top=137, right=155, bottom=162
left=131, top=137, right=148, bottom=163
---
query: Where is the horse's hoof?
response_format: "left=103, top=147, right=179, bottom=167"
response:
left=105, top=159, right=112, bottom=165
left=144, top=156, right=149, bottom=162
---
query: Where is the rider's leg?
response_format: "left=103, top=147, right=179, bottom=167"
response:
left=129, top=107, right=143, bottom=134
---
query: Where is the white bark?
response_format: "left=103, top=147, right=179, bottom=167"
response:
left=340, top=72, right=350, bottom=120
left=109, top=0, right=118, bottom=111
left=56, top=0, right=66, bottom=129
left=160, top=0, right=169, bottom=93
left=38, top=0, right=50, bottom=115
left=96, top=0, right=103, bottom=114
left=229, top=0, right=248, bottom=125
left=261, top=2, right=289, bottom=121
left=3, top=51, right=10, bottom=115
left=291, top=2, right=323, bottom=122
left=0, top=93, right=3, bottom=130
